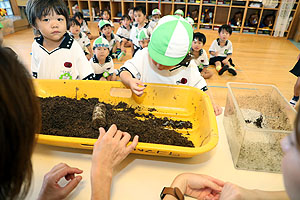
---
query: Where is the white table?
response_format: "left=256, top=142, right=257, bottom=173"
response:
left=26, top=113, right=285, bottom=200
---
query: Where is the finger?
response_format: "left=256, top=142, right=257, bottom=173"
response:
left=114, top=130, right=123, bottom=140
left=127, top=135, right=139, bottom=151
left=98, top=127, right=106, bottom=141
left=54, top=167, right=83, bottom=183
left=203, top=180, right=223, bottom=192
left=205, top=176, right=225, bottom=187
left=60, top=176, right=82, bottom=198
left=50, top=163, right=69, bottom=174
left=120, top=132, right=131, bottom=147
left=65, top=173, right=75, bottom=181
left=134, top=90, right=144, bottom=97
left=106, top=124, right=118, bottom=137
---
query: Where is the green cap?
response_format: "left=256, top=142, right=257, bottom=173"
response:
left=0, top=22, right=3, bottom=29
left=174, top=9, right=184, bottom=17
left=152, top=9, right=161, bottom=16
left=98, top=20, right=111, bottom=30
left=185, top=17, right=194, bottom=25
left=138, top=29, right=149, bottom=41
left=93, top=36, right=109, bottom=49
left=148, top=15, right=193, bottom=66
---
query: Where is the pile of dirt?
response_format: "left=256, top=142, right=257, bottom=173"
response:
left=39, top=96, right=194, bottom=147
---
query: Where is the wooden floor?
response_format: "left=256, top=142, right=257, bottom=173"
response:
left=3, top=23, right=300, bottom=107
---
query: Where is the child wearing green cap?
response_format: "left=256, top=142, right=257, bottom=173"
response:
left=119, top=15, right=222, bottom=116
left=90, top=36, right=116, bottom=81
left=174, top=9, right=184, bottom=17
left=98, top=19, right=122, bottom=59
left=149, top=8, right=161, bottom=30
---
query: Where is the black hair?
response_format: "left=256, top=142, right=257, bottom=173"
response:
left=74, top=11, right=84, bottom=20
left=101, top=9, right=111, bottom=18
left=121, top=14, right=131, bottom=21
left=193, top=32, right=206, bottom=45
left=218, top=24, right=232, bottom=35
left=69, top=17, right=81, bottom=28
left=26, top=0, right=69, bottom=28
left=134, top=6, right=146, bottom=16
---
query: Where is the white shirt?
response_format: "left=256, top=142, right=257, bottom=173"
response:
left=149, top=20, right=158, bottom=30
left=130, top=23, right=152, bottom=49
left=31, top=33, right=94, bottom=80
left=90, top=55, right=114, bottom=75
left=80, top=20, right=90, bottom=34
left=120, top=48, right=207, bottom=91
left=69, top=32, right=91, bottom=51
left=209, top=39, right=233, bottom=58
left=103, top=33, right=121, bottom=52
left=192, top=49, right=209, bottom=67
left=116, top=25, right=132, bottom=40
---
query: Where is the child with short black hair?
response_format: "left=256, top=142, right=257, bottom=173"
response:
left=191, top=32, right=213, bottom=79
left=209, top=24, right=237, bottom=76
left=73, top=11, right=95, bottom=39
left=128, top=8, right=135, bottom=25
left=149, top=8, right=161, bottom=30
left=101, top=9, right=114, bottom=31
left=116, top=14, right=132, bottom=54
left=130, top=6, right=152, bottom=57
left=98, top=20, right=122, bottom=59
left=69, top=17, right=93, bottom=60
left=90, top=36, right=116, bottom=81
left=26, top=0, right=94, bottom=80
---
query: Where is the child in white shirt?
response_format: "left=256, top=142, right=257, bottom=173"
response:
left=90, top=37, right=116, bottom=81
left=119, top=15, right=222, bottom=116
left=101, top=9, right=114, bottom=31
left=138, top=28, right=149, bottom=50
left=69, top=18, right=93, bottom=60
left=209, top=24, right=237, bottom=76
left=116, top=14, right=132, bottom=54
left=191, top=32, right=213, bottom=79
left=73, top=11, right=95, bottom=40
left=26, top=0, right=94, bottom=80
left=149, top=8, right=161, bottom=30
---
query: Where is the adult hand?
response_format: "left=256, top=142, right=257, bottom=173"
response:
left=129, top=78, right=146, bottom=97
left=92, top=124, right=139, bottom=173
left=38, top=163, right=83, bottom=200
left=212, top=103, right=223, bottom=116
left=219, top=182, right=251, bottom=200
left=168, top=173, right=224, bottom=200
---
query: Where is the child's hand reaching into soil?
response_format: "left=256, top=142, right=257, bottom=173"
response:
left=129, top=78, right=147, bottom=97
left=38, top=163, right=83, bottom=200
left=91, top=124, right=138, bottom=200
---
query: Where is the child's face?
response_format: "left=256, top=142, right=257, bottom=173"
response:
left=102, top=11, right=110, bottom=20
left=94, top=46, right=109, bottom=61
left=128, top=10, right=134, bottom=20
left=75, top=17, right=83, bottom=25
left=134, top=11, right=146, bottom=25
left=219, top=29, right=230, bottom=41
left=192, top=40, right=204, bottom=51
left=35, top=11, right=67, bottom=42
left=101, top=25, right=112, bottom=37
left=152, top=15, right=160, bottom=21
left=122, top=18, right=130, bottom=27
left=139, top=39, right=149, bottom=49
left=69, top=23, right=80, bottom=36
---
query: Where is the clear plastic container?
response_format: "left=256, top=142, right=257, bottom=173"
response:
left=223, top=82, right=296, bottom=173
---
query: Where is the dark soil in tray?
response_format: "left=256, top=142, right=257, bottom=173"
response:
left=39, top=96, right=194, bottom=147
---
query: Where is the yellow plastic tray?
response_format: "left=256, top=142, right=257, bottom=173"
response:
left=34, top=79, right=218, bottom=158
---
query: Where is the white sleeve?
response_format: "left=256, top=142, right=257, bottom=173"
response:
left=116, top=27, right=122, bottom=36
left=114, top=34, right=122, bottom=43
left=202, top=50, right=209, bottom=66
left=31, top=42, right=39, bottom=78
left=83, top=32, right=90, bottom=47
left=209, top=40, right=217, bottom=53
left=228, top=41, right=233, bottom=54
left=73, top=42, right=94, bottom=79
left=129, top=26, right=135, bottom=41
left=108, top=59, right=115, bottom=74
left=120, top=49, right=145, bottom=79
left=188, top=61, right=207, bottom=91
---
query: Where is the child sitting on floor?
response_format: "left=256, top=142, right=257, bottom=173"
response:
left=149, top=8, right=161, bottom=30
left=191, top=32, right=213, bottom=79
left=98, top=20, right=122, bottom=59
left=174, top=9, right=184, bottom=17
left=101, top=9, right=114, bottom=31
left=119, top=15, right=222, bottom=116
left=68, top=17, right=93, bottom=60
left=73, top=11, right=95, bottom=39
left=90, top=36, right=116, bottom=81
left=209, top=24, right=237, bottom=76
left=116, top=14, right=132, bottom=54
left=26, top=0, right=94, bottom=80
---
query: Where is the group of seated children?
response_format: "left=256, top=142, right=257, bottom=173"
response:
left=26, top=0, right=235, bottom=116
